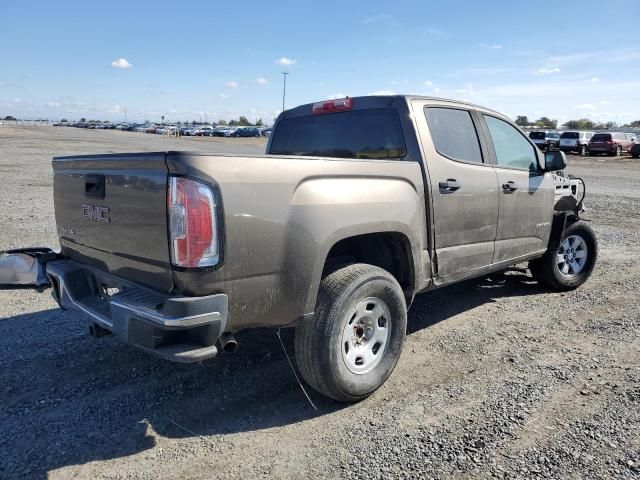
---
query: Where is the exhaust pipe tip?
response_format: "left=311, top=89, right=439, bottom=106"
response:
left=218, top=332, right=238, bottom=354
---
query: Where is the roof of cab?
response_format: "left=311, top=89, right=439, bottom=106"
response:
left=281, top=94, right=506, bottom=120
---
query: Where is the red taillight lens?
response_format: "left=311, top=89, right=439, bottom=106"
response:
left=312, top=97, right=353, bottom=114
left=168, top=176, right=218, bottom=268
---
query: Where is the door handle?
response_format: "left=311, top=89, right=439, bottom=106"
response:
left=502, top=181, right=518, bottom=193
left=439, top=179, right=461, bottom=193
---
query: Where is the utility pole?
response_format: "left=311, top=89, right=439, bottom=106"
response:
left=281, top=71, right=289, bottom=112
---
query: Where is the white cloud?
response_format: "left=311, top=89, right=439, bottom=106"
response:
left=368, top=90, right=396, bottom=96
left=276, top=57, right=296, bottom=66
left=588, top=77, right=600, bottom=83
left=45, top=102, right=60, bottom=107
left=534, top=67, right=561, bottom=75
left=479, top=43, right=503, bottom=49
left=598, top=100, right=610, bottom=105
left=576, top=104, right=596, bottom=110
left=219, top=93, right=228, bottom=99
left=111, top=58, right=132, bottom=69
left=225, top=81, right=239, bottom=89
left=256, top=77, right=268, bottom=85
left=424, top=80, right=433, bottom=86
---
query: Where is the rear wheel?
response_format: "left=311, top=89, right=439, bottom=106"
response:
left=294, top=264, right=407, bottom=402
left=580, top=144, right=588, bottom=156
left=529, top=221, right=597, bottom=291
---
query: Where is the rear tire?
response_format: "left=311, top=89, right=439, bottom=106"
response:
left=529, top=221, right=597, bottom=291
left=294, top=264, right=407, bottom=402
left=580, top=144, right=587, bottom=156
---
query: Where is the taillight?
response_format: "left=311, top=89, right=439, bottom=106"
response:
left=312, top=97, right=353, bottom=114
left=168, top=176, right=219, bottom=268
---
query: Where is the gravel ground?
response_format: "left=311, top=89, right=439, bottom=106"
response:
left=0, top=125, right=638, bottom=479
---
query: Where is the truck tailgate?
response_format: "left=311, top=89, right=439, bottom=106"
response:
left=52, top=153, right=173, bottom=292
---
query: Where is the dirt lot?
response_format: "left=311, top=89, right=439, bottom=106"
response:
left=1, top=125, right=639, bottom=479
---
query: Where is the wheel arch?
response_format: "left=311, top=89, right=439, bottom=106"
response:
left=304, top=229, right=419, bottom=313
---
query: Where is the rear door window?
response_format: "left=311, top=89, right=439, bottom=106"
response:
left=269, top=108, right=406, bottom=159
left=424, top=107, right=483, bottom=163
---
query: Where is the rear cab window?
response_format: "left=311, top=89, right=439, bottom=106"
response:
left=529, top=132, right=546, bottom=140
left=269, top=108, right=407, bottom=159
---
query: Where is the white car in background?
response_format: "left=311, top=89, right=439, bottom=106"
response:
left=559, top=131, right=595, bottom=156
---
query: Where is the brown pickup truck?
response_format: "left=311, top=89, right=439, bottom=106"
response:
left=46, top=95, right=597, bottom=402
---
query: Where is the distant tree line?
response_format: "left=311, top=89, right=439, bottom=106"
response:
left=515, top=115, right=640, bottom=130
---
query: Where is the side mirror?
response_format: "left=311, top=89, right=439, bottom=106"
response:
left=544, top=150, right=566, bottom=171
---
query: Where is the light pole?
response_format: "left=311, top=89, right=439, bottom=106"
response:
left=281, top=71, right=289, bottom=112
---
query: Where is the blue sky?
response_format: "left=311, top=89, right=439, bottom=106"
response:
left=1, top=0, right=639, bottom=124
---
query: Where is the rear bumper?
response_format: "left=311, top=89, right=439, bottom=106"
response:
left=588, top=145, right=614, bottom=153
left=46, top=260, right=228, bottom=363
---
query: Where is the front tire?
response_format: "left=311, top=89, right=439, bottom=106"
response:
left=294, top=264, right=407, bottom=402
left=529, top=221, right=597, bottom=291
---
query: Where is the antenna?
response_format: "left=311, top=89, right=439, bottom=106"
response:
left=281, top=71, right=289, bottom=112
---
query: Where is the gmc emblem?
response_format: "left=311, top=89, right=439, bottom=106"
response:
left=81, top=204, right=110, bottom=223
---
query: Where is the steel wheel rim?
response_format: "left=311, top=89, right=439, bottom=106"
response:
left=556, top=234, right=588, bottom=277
left=341, top=297, right=391, bottom=375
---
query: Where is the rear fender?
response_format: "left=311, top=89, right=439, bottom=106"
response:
left=283, top=176, right=424, bottom=314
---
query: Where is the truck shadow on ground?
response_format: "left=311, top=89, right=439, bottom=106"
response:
left=0, top=268, right=544, bottom=478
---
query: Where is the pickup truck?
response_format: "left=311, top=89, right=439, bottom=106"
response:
left=46, top=96, right=597, bottom=402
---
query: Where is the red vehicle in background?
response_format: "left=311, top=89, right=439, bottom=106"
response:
left=588, top=132, right=635, bottom=156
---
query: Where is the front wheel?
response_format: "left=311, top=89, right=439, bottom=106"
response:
left=529, top=221, right=597, bottom=291
left=295, top=264, right=407, bottom=402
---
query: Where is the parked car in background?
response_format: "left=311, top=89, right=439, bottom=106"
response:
left=260, top=127, right=272, bottom=137
left=195, top=125, right=214, bottom=136
left=222, top=127, right=239, bottom=137
left=529, top=131, right=561, bottom=151
left=559, top=131, right=594, bottom=156
left=625, top=133, right=637, bottom=143
left=588, top=132, right=634, bottom=156
left=233, top=126, right=261, bottom=137
left=212, top=126, right=229, bottom=137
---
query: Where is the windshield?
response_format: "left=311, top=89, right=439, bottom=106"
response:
left=529, top=132, right=546, bottom=140
left=269, top=108, right=407, bottom=159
